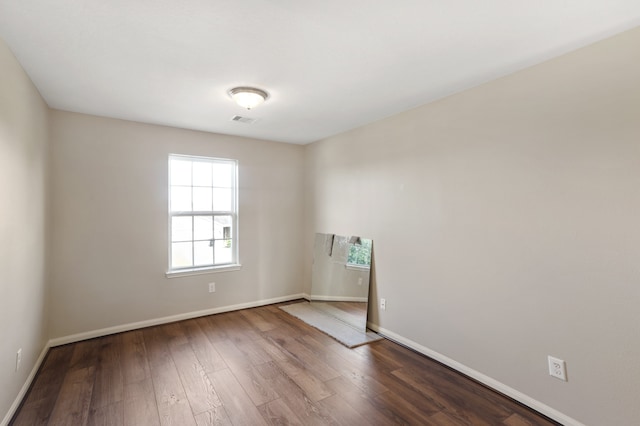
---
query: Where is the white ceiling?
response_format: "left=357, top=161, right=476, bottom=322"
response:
left=1, top=1, right=639, bottom=144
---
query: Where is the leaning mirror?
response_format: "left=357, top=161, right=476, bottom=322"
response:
left=310, top=233, right=373, bottom=332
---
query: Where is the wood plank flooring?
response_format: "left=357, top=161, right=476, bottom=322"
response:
left=11, top=302, right=560, bottom=426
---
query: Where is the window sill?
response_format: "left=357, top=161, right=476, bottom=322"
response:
left=345, top=264, right=370, bottom=271
left=166, top=264, right=242, bottom=278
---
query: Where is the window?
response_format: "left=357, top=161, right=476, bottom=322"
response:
left=168, top=154, right=238, bottom=273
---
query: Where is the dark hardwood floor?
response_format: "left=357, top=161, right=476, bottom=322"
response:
left=11, top=302, right=559, bottom=426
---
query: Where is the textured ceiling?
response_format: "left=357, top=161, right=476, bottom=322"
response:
left=1, top=1, right=639, bottom=144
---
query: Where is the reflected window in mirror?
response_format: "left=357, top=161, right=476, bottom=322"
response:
left=347, top=238, right=372, bottom=269
left=311, top=233, right=373, bottom=332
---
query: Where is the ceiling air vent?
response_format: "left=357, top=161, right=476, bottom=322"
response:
left=231, top=115, right=258, bottom=124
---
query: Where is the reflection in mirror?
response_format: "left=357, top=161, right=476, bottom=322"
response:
left=310, top=233, right=373, bottom=332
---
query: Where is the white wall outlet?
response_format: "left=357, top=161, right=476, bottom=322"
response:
left=208, top=282, right=216, bottom=293
left=16, top=348, right=22, bottom=372
left=548, top=356, right=567, bottom=381
left=380, top=298, right=386, bottom=310
left=357, top=277, right=363, bottom=286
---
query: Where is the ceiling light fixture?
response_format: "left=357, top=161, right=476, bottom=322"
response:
left=228, top=87, right=269, bottom=110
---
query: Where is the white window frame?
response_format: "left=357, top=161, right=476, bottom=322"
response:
left=166, top=154, right=240, bottom=277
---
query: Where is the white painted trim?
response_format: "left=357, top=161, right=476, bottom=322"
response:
left=165, top=264, right=242, bottom=278
left=345, top=264, right=370, bottom=271
left=1, top=342, right=50, bottom=426
left=366, top=323, right=585, bottom=426
left=49, top=293, right=305, bottom=347
left=307, top=294, right=368, bottom=302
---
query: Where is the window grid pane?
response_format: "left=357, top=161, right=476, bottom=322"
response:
left=193, top=215, right=213, bottom=240
left=170, top=160, right=192, bottom=186
left=171, top=216, right=193, bottom=242
left=192, top=187, right=213, bottom=211
left=172, top=242, right=193, bottom=268
left=170, top=186, right=192, bottom=212
left=194, top=241, right=214, bottom=266
left=192, top=162, right=212, bottom=187
left=213, top=239, right=233, bottom=265
left=212, top=163, right=232, bottom=188
left=169, top=155, right=237, bottom=271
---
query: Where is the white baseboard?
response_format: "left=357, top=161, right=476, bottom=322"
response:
left=49, top=293, right=305, bottom=347
left=367, top=323, right=584, bottom=426
left=1, top=342, right=50, bottom=426
left=302, top=293, right=368, bottom=303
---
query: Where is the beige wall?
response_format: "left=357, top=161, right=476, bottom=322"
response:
left=48, top=111, right=306, bottom=338
left=305, top=27, right=640, bottom=426
left=0, top=40, right=50, bottom=423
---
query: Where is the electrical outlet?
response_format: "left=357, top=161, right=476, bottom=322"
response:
left=16, top=348, right=22, bottom=372
left=357, top=277, right=363, bottom=286
left=380, top=298, right=386, bottom=310
left=208, top=282, right=216, bottom=293
left=548, top=356, right=567, bottom=381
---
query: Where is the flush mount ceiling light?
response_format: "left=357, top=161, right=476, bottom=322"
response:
left=228, top=87, right=269, bottom=110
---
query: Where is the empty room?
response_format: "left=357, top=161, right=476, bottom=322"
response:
left=1, top=1, right=639, bottom=425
